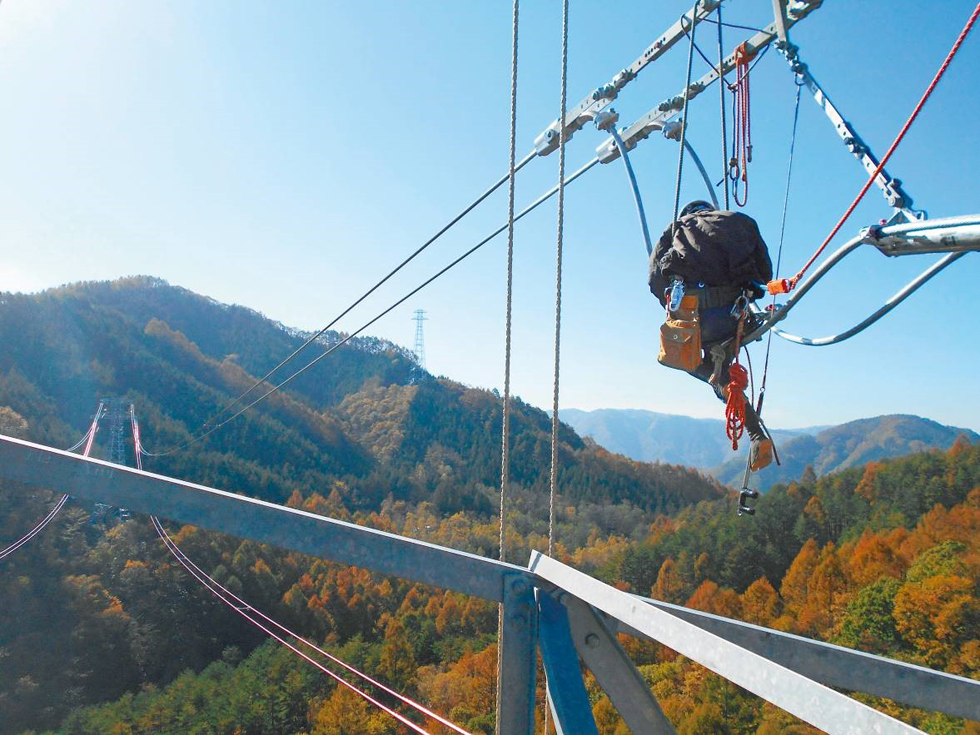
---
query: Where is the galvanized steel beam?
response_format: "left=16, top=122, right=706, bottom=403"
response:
left=563, top=596, right=675, bottom=734
left=626, top=597, right=980, bottom=723
left=532, top=0, right=723, bottom=157
left=530, top=553, right=924, bottom=735
left=595, top=0, right=824, bottom=164
left=537, top=591, right=600, bottom=735
left=0, top=435, right=532, bottom=602
left=497, top=575, right=538, bottom=735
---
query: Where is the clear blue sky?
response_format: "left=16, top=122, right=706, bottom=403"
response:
left=1, top=0, right=978, bottom=432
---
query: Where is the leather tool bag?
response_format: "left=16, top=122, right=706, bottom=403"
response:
left=658, top=294, right=702, bottom=372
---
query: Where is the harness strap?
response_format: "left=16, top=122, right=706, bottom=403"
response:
left=689, top=285, right=745, bottom=310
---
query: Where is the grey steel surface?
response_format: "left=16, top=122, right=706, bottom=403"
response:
left=625, top=597, right=980, bottom=723
left=497, top=575, right=538, bottom=735
left=771, top=0, right=791, bottom=42
left=870, top=217, right=980, bottom=256
left=563, top=596, right=675, bottom=734
left=531, top=552, right=924, bottom=735
left=537, top=591, right=600, bottom=735
left=0, top=434, right=532, bottom=602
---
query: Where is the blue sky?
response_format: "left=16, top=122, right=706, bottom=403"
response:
left=1, top=0, right=978, bottom=432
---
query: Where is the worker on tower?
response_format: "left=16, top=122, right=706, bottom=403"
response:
left=650, top=200, right=775, bottom=471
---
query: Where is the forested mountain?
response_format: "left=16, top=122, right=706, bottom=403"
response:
left=712, top=415, right=979, bottom=489
left=0, top=277, right=723, bottom=514
left=559, top=408, right=812, bottom=468
left=12, top=431, right=979, bottom=734
left=0, top=277, right=723, bottom=733
left=561, top=408, right=977, bottom=490
left=1, top=279, right=977, bottom=734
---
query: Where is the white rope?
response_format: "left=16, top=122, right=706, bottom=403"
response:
left=496, top=1, right=520, bottom=731
left=498, top=0, right=520, bottom=569
left=549, top=0, right=569, bottom=559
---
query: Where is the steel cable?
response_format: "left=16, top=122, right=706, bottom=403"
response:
left=496, top=1, right=521, bottom=730
left=770, top=0, right=980, bottom=296
left=133, top=415, right=465, bottom=734
left=0, top=404, right=104, bottom=561
left=143, top=151, right=536, bottom=458
left=138, top=158, right=601, bottom=457
left=150, top=517, right=432, bottom=734
left=757, top=80, right=802, bottom=416
left=716, top=4, right=729, bottom=209
left=672, top=3, right=700, bottom=236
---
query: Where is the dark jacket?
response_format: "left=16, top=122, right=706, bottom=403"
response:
left=649, top=210, right=773, bottom=306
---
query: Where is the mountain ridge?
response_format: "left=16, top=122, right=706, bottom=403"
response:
left=560, top=407, right=978, bottom=489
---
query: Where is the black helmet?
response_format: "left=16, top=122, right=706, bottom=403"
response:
left=679, top=200, right=715, bottom=218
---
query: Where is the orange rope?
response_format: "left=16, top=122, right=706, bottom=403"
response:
left=724, top=309, right=749, bottom=449
left=768, top=1, right=980, bottom=296
left=725, top=363, right=749, bottom=449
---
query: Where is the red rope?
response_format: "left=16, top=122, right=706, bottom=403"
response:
left=768, top=1, right=980, bottom=296
left=732, top=43, right=753, bottom=207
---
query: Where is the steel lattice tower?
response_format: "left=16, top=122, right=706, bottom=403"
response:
left=412, top=309, right=427, bottom=370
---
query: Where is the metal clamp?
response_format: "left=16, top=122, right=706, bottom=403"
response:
left=737, top=487, right=759, bottom=516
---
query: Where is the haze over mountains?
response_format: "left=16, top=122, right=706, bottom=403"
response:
left=561, top=408, right=978, bottom=489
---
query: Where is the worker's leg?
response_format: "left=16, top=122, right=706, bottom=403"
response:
left=743, top=400, right=773, bottom=471
left=692, top=346, right=774, bottom=471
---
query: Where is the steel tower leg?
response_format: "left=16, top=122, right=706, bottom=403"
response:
left=563, top=597, right=675, bottom=733
left=496, top=574, right=537, bottom=734
left=537, top=591, right=599, bottom=735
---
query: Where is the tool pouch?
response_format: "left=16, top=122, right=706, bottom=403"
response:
left=658, top=294, right=702, bottom=372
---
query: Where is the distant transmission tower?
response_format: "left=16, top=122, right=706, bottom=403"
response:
left=412, top=309, right=427, bottom=370
left=91, top=401, right=131, bottom=524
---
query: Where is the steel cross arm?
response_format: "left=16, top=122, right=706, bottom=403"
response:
left=595, top=0, right=824, bottom=165
left=771, top=0, right=791, bottom=42
left=532, top=0, right=723, bottom=157
left=0, top=434, right=534, bottom=603
left=561, top=595, right=675, bottom=733
left=623, top=596, right=980, bottom=722
left=777, top=44, right=918, bottom=220
left=743, top=215, right=980, bottom=344
left=530, top=552, right=924, bottom=734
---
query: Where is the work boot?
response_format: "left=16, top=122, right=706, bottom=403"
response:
left=749, top=437, right=774, bottom=471
left=744, top=403, right=774, bottom=472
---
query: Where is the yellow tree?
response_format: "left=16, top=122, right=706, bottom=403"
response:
left=741, top=577, right=780, bottom=627
left=779, top=538, right=820, bottom=628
